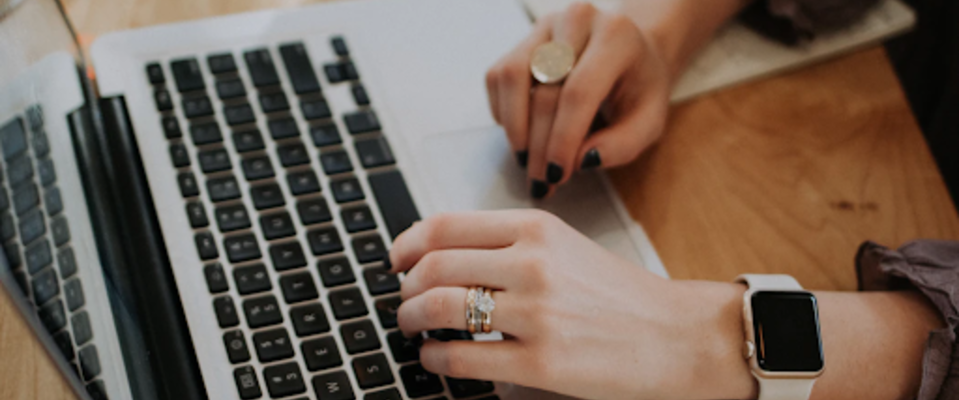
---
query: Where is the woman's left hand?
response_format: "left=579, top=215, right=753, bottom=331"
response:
left=388, top=210, right=754, bottom=400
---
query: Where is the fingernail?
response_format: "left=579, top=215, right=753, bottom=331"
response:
left=546, top=163, right=564, bottom=184
left=580, top=148, right=602, bottom=170
left=515, top=150, right=528, bottom=168
left=531, top=180, right=548, bottom=199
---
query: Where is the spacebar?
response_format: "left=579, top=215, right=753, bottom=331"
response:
left=368, top=170, right=421, bottom=239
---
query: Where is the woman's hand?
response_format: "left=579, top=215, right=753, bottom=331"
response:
left=485, top=2, right=671, bottom=198
left=389, top=210, right=756, bottom=400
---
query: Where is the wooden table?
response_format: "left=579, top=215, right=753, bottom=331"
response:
left=3, top=0, right=958, bottom=398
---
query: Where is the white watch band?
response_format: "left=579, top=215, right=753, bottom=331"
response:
left=736, top=274, right=818, bottom=400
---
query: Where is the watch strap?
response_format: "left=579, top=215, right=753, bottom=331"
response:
left=756, top=377, right=816, bottom=400
left=736, top=274, right=802, bottom=291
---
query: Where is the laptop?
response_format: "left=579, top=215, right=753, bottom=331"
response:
left=0, top=0, right=665, bottom=399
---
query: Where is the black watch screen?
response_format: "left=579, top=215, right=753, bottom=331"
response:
left=751, top=291, right=824, bottom=372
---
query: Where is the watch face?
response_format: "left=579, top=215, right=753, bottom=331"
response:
left=751, top=291, right=824, bottom=372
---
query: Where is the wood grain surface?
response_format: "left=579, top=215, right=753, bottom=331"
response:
left=1, top=0, right=956, bottom=398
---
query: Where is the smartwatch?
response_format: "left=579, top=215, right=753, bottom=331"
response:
left=736, top=274, right=824, bottom=400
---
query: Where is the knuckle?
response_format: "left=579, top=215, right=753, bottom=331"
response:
left=558, top=82, right=587, bottom=108
left=520, top=255, right=550, bottom=288
left=565, top=1, right=597, bottom=23
left=605, top=13, right=634, bottom=34
left=500, top=61, right=527, bottom=85
left=416, top=252, right=444, bottom=287
left=423, top=290, right=450, bottom=323
left=423, top=213, right=454, bottom=246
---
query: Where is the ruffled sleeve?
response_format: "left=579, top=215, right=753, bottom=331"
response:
left=739, top=0, right=883, bottom=45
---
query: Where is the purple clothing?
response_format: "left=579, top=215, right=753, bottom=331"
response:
left=741, top=0, right=883, bottom=44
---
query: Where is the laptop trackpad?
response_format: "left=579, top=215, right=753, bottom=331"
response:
left=416, top=126, right=645, bottom=267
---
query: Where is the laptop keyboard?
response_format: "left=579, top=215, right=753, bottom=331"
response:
left=148, top=37, right=497, bottom=400
left=0, top=106, right=107, bottom=396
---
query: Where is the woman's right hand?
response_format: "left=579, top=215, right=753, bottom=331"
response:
left=485, top=2, right=672, bottom=198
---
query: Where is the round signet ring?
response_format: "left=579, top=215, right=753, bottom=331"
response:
left=530, top=41, right=576, bottom=84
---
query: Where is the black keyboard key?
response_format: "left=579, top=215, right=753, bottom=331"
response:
left=37, top=158, right=55, bottom=185
left=268, top=117, right=299, bottom=140
left=225, top=103, right=256, bottom=126
left=199, top=148, right=232, bottom=173
left=400, top=364, right=444, bottom=398
left=8, top=156, right=33, bottom=186
left=25, top=105, right=42, bottom=131
left=324, top=61, right=358, bottom=83
left=25, top=238, right=52, bottom=274
left=259, top=92, right=290, bottom=113
left=320, top=150, right=353, bottom=175
left=162, top=116, right=182, bottom=138
left=72, top=310, right=93, bottom=345
left=270, top=241, right=307, bottom=271
left=215, top=203, right=252, bottom=232
left=54, top=330, right=75, bottom=359
left=170, top=144, right=191, bottom=167
left=307, top=227, right=343, bottom=256
left=352, top=84, right=370, bottom=106
left=216, top=78, right=247, bottom=99
left=39, top=298, right=66, bottom=332
left=214, top=296, right=240, bottom=328
left=341, top=320, right=379, bottom=354
left=264, top=362, right=307, bottom=398
left=13, top=182, right=39, bottom=215
left=343, top=110, right=380, bottom=135
left=0, top=188, right=8, bottom=212
left=277, top=142, right=310, bottom=167
left=208, top=53, right=237, bottom=74
left=207, top=175, right=241, bottom=202
left=331, top=178, right=364, bottom=203
left=291, top=303, right=330, bottom=337
left=331, top=37, right=349, bottom=57
left=244, top=49, right=281, bottom=87
left=223, top=330, right=251, bottom=364
left=342, top=206, right=376, bottom=233
left=241, top=155, right=275, bottom=181
left=353, top=235, right=387, bottom=264
left=343, top=62, right=358, bottom=80
left=233, top=129, right=265, bottom=153
left=190, top=122, right=223, bottom=145
left=204, top=262, right=230, bottom=293
left=234, top=263, right=271, bottom=295
left=446, top=378, right=495, bottom=398
left=312, top=370, right=354, bottom=400
left=12, top=272, right=26, bottom=295
left=317, top=257, right=355, bottom=288
left=4, top=241, right=20, bottom=269
left=224, top=233, right=261, bottom=263
left=186, top=202, right=209, bottom=228
left=310, top=123, right=341, bottom=147
left=244, top=295, right=283, bottom=328
left=251, top=183, right=285, bottom=210
left=234, top=365, right=263, bottom=400
left=146, top=62, right=165, bottom=84
left=0, top=118, right=27, bottom=160
left=178, top=172, right=200, bottom=197
left=280, top=271, right=318, bottom=304
left=287, top=170, right=321, bottom=195
left=253, top=327, right=295, bottom=362
left=155, top=89, right=173, bottom=111
left=0, top=212, right=12, bottom=241
left=374, top=296, right=401, bottom=329
left=301, top=99, right=331, bottom=120
left=297, top=197, right=331, bottom=225
left=86, top=380, right=108, bottom=400
left=353, top=353, right=394, bottom=389
left=18, top=210, right=44, bottom=244
left=32, top=266, right=58, bottom=304
left=57, top=248, right=76, bottom=278
left=63, top=279, right=86, bottom=312
left=387, top=330, right=421, bottom=363
left=171, top=58, right=205, bottom=92
left=183, top=96, right=214, bottom=119
left=51, top=216, right=69, bottom=246
left=355, top=137, right=395, bottom=169
left=369, top=170, right=421, bottom=239
left=261, top=212, right=296, bottom=240
left=330, top=288, right=368, bottom=321
left=302, top=336, right=341, bottom=371
left=280, top=43, right=322, bottom=95
left=78, top=345, right=101, bottom=380
left=195, top=232, right=219, bottom=260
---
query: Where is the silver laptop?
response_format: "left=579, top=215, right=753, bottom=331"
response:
left=0, top=0, right=664, bottom=399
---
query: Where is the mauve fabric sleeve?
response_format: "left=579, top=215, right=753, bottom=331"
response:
left=739, top=0, right=883, bottom=44
left=855, top=239, right=959, bottom=400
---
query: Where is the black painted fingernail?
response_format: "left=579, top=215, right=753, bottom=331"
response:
left=580, top=148, right=602, bottom=170
left=515, top=150, right=528, bottom=168
left=531, top=180, right=548, bottom=199
left=546, top=163, right=564, bottom=184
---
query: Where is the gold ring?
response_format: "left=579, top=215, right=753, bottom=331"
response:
left=530, top=41, right=575, bottom=84
left=478, top=288, right=496, bottom=333
left=466, top=287, right=479, bottom=334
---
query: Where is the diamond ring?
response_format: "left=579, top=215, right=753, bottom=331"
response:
left=466, top=287, right=480, bottom=334
left=478, top=288, right=495, bottom=333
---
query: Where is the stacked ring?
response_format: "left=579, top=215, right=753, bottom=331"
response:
left=465, top=286, right=496, bottom=333
left=479, top=288, right=495, bottom=333
left=466, top=287, right=480, bottom=334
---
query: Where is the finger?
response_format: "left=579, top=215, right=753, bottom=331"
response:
left=526, top=84, right=561, bottom=199
left=552, top=2, right=598, bottom=57
left=576, top=96, right=667, bottom=170
left=420, top=338, right=526, bottom=381
left=389, top=211, right=523, bottom=274
left=485, top=64, right=501, bottom=124
left=398, top=287, right=522, bottom=336
left=545, top=14, right=639, bottom=185
left=400, top=249, right=520, bottom=300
